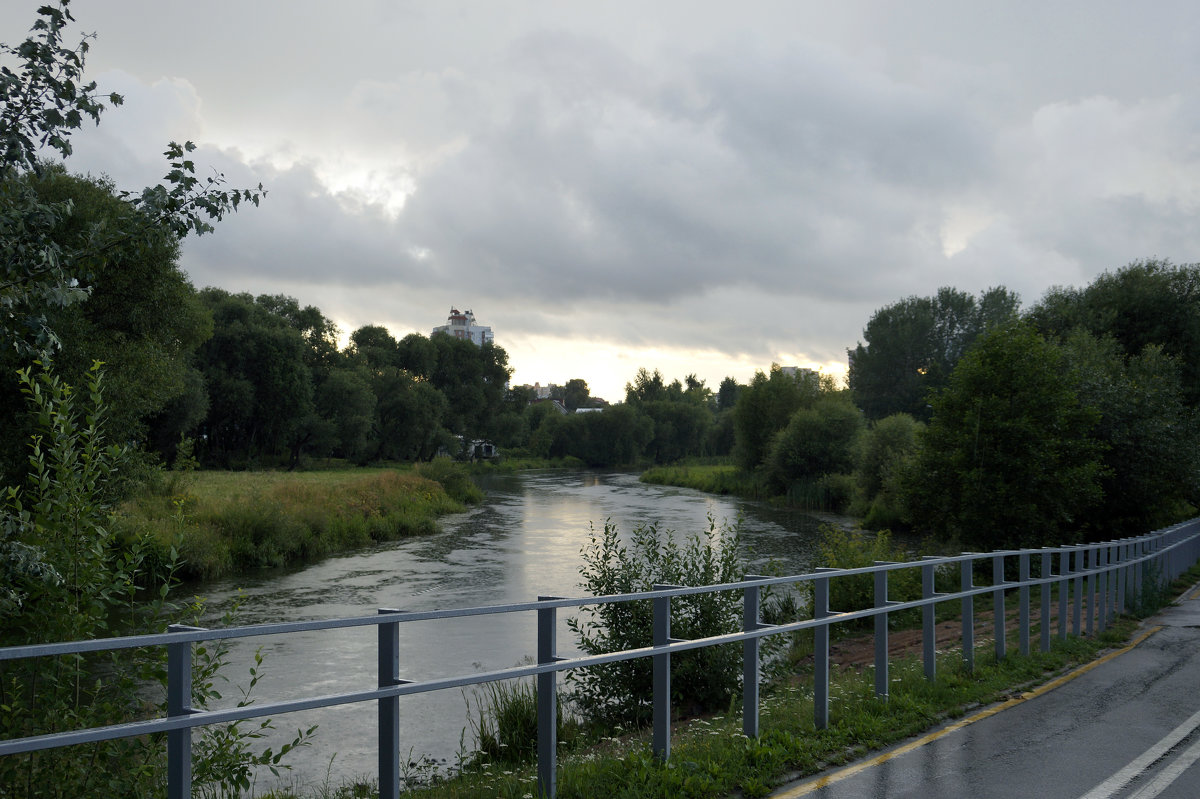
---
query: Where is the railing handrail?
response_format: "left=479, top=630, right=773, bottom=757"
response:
left=3, top=517, right=1199, bottom=799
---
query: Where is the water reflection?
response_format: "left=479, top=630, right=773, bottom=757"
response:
left=194, top=470, right=830, bottom=790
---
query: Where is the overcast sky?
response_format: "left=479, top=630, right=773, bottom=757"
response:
left=5, top=1, right=1198, bottom=400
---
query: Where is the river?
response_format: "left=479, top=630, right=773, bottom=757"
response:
left=193, top=470, right=834, bottom=791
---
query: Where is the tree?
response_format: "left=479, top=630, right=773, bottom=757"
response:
left=716, top=376, right=741, bottom=411
left=853, top=413, right=922, bottom=529
left=194, top=290, right=315, bottom=466
left=0, top=167, right=214, bottom=478
left=563, top=378, right=590, bottom=411
left=849, top=287, right=1020, bottom=420
left=1029, top=259, right=1200, bottom=406
left=903, top=322, right=1105, bottom=549
left=1059, top=330, right=1200, bottom=537
left=1, top=1, right=262, bottom=359
left=764, top=396, right=864, bottom=490
left=732, top=365, right=825, bottom=471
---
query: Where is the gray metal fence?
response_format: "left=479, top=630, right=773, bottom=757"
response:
left=3, top=519, right=1200, bottom=799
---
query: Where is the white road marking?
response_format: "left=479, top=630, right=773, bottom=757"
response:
left=1127, top=735, right=1200, bottom=799
left=1078, top=707, right=1200, bottom=799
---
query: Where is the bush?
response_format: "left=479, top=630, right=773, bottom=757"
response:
left=415, top=457, right=485, bottom=504
left=799, top=525, right=921, bottom=629
left=565, top=518, right=748, bottom=726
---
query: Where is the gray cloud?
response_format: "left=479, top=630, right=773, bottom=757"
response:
left=3, top=0, right=1199, bottom=398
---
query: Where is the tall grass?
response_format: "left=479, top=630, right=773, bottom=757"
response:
left=115, top=466, right=476, bottom=580
left=639, top=464, right=771, bottom=499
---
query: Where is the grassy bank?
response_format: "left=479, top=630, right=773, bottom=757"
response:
left=640, top=463, right=771, bottom=499
left=115, top=461, right=482, bottom=581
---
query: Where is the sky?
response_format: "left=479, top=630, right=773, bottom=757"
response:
left=4, top=1, right=1198, bottom=401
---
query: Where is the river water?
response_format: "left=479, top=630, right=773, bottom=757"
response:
left=193, top=470, right=833, bottom=790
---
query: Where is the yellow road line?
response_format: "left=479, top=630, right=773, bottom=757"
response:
left=773, top=625, right=1164, bottom=798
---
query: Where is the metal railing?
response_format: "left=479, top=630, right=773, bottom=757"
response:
left=3, top=519, right=1200, bottom=799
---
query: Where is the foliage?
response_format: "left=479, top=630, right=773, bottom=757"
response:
left=763, top=396, right=864, bottom=491
left=848, top=286, right=1019, bottom=421
left=0, top=363, right=307, bottom=797
left=798, top=526, right=921, bottom=627
left=732, top=365, right=829, bottom=472
left=0, top=1, right=262, bottom=359
left=902, top=322, right=1105, bottom=549
left=565, top=518, right=748, bottom=727
left=1058, top=330, right=1200, bottom=537
left=853, top=413, right=922, bottom=529
left=1029, top=259, right=1200, bottom=405
left=640, top=463, right=771, bottom=500
left=190, top=612, right=317, bottom=798
left=0, top=166, right=213, bottom=480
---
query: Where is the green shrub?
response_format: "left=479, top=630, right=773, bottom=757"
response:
left=800, top=525, right=921, bottom=628
left=565, top=518, right=748, bottom=726
left=415, top=457, right=485, bottom=504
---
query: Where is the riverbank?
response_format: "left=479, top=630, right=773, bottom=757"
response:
left=114, top=461, right=483, bottom=581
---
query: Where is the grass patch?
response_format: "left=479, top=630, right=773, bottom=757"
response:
left=640, top=464, right=771, bottom=499
left=115, top=465, right=478, bottom=580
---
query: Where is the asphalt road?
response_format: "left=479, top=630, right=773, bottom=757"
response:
left=772, top=583, right=1200, bottom=799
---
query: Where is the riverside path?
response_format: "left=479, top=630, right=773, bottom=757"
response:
left=771, top=583, right=1200, bottom=799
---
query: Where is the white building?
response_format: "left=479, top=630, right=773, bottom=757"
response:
left=432, top=307, right=494, bottom=346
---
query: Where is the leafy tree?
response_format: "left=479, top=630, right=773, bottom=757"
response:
left=314, top=366, right=376, bottom=462
left=349, top=324, right=400, bottom=371
left=1059, top=330, right=1200, bottom=537
left=371, top=367, right=448, bottom=461
left=1, top=1, right=262, bottom=359
left=853, top=413, right=922, bottom=529
left=563, top=377, right=590, bottom=411
left=764, top=396, right=864, bottom=490
left=903, top=322, right=1105, bottom=549
left=0, top=167, right=213, bottom=478
left=427, top=333, right=511, bottom=444
left=194, top=290, right=315, bottom=466
left=732, top=365, right=825, bottom=471
left=1029, top=259, right=1200, bottom=405
left=849, top=286, right=1019, bottom=420
left=625, top=367, right=666, bottom=404
left=716, top=376, right=742, bottom=411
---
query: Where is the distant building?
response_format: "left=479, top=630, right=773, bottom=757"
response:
left=432, top=307, right=493, bottom=346
left=780, top=366, right=818, bottom=382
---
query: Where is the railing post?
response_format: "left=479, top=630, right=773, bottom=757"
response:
left=1019, top=553, right=1030, bottom=657
left=874, top=562, right=891, bottom=699
left=378, top=609, right=402, bottom=799
left=742, top=576, right=774, bottom=740
left=652, top=585, right=678, bottom=762
left=1039, top=549, right=1052, bottom=653
left=167, top=624, right=200, bottom=799
left=1113, top=537, right=1123, bottom=611
left=1058, top=548, right=1070, bottom=640
left=921, top=557, right=939, bottom=682
left=1097, top=544, right=1109, bottom=632
left=1134, top=537, right=1145, bottom=609
left=993, top=554, right=1006, bottom=661
left=537, top=597, right=563, bottom=799
left=1073, top=548, right=1084, bottom=637
left=961, top=557, right=975, bottom=673
left=814, top=568, right=835, bottom=730
left=1086, top=546, right=1096, bottom=636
